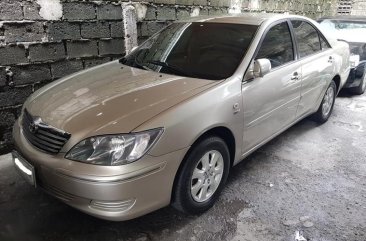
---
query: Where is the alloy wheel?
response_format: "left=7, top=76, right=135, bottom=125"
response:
left=190, top=150, right=224, bottom=203
left=322, top=86, right=335, bottom=117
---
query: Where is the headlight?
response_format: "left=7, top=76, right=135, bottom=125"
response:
left=65, top=128, right=164, bottom=166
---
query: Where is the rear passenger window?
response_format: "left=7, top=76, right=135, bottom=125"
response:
left=256, top=22, right=294, bottom=68
left=292, top=20, right=321, bottom=58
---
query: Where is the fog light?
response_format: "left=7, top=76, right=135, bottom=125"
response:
left=90, top=199, right=136, bottom=212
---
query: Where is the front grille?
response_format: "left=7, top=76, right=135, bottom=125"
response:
left=22, top=109, right=71, bottom=154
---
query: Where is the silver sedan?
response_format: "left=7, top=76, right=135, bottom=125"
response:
left=13, top=13, right=350, bottom=221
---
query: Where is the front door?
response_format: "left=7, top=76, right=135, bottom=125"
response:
left=242, top=20, right=302, bottom=155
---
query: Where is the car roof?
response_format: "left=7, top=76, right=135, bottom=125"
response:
left=319, top=15, right=366, bottom=22
left=177, top=13, right=305, bottom=26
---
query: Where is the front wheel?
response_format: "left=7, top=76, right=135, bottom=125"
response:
left=171, top=136, right=230, bottom=214
left=312, top=80, right=336, bottom=124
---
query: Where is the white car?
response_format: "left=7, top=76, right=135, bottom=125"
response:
left=319, top=16, right=366, bottom=94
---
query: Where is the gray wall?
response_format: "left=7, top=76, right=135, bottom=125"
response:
left=0, top=0, right=338, bottom=154
left=351, top=0, right=366, bottom=15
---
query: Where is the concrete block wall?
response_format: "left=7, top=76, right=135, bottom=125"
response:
left=351, top=1, right=366, bottom=15
left=0, top=0, right=338, bottom=154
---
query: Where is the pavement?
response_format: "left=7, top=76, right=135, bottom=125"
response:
left=0, top=90, right=365, bottom=241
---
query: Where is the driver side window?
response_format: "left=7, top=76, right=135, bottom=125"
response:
left=256, top=21, right=294, bottom=68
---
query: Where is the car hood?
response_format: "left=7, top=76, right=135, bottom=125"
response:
left=25, top=61, right=216, bottom=140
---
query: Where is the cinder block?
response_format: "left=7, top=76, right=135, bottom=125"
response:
left=29, top=43, right=66, bottom=62
left=177, top=8, right=191, bottom=19
left=48, top=22, right=81, bottom=41
left=97, top=4, right=123, bottom=20
left=194, top=0, right=208, bottom=5
left=23, top=1, right=42, bottom=20
left=157, top=6, right=176, bottom=21
left=3, top=22, right=44, bottom=43
left=110, top=22, right=124, bottom=38
left=0, top=46, right=28, bottom=65
left=11, top=64, right=52, bottom=85
left=0, top=67, right=6, bottom=88
left=67, top=40, right=98, bottom=58
left=111, top=55, right=124, bottom=61
left=209, top=0, right=223, bottom=7
left=84, top=57, right=111, bottom=69
left=200, top=8, right=209, bottom=15
left=81, top=22, right=110, bottom=39
left=137, top=37, right=148, bottom=45
left=0, top=127, right=13, bottom=153
left=0, top=86, right=33, bottom=107
left=154, top=0, right=176, bottom=5
left=0, top=110, right=15, bottom=128
left=140, top=22, right=168, bottom=37
left=176, top=0, right=194, bottom=5
left=51, top=60, right=84, bottom=79
left=99, top=38, right=125, bottom=56
left=145, top=5, right=157, bottom=20
left=63, top=2, right=96, bottom=20
left=0, top=0, right=23, bottom=20
left=209, top=7, right=227, bottom=15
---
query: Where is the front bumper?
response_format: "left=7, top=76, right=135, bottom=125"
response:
left=13, top=120, right=188, bottom=221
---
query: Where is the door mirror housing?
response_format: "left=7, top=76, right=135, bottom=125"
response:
left=253, top=59, right=271, bottom=77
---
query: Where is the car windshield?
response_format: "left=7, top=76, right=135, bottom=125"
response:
left=120, top=22, right=258, bottom=80
left=325, top=20, right=366, bottom=30
left=320, top=19, right=366, bottom=38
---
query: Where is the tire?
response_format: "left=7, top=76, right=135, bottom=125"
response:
left=312, top=80, right=337, bottom=124
left=171, top=136, right=230, bottom=214
left=349, top=68, right=366, bottom=95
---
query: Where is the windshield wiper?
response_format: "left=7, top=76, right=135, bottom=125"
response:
left=134, top=58, right=153, bottom=71
left=147, top=60, right=192, bottom=77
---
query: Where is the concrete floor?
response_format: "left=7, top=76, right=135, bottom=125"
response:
left=0, top=91, right=365, bottom=241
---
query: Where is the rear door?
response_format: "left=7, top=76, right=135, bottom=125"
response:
left=290, top=20, right=335, bottom=117
left=242, top=20, right=302, bottom=154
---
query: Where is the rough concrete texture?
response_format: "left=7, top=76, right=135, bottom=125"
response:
left=351, top=1, right=366, bottom=15
left=0, top=92, right=365, bottom=241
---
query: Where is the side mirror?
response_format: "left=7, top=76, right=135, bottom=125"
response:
left=253, top=59, right=271, bottom=78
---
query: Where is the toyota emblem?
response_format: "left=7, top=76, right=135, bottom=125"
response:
left=29, top=117, right=41, bottom=134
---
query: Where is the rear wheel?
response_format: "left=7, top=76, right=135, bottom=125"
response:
left=312, top=80, right=336, bottom=124
left=172, top=136, right=230, bottom=214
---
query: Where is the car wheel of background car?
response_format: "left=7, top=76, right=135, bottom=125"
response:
left=312, top=80, right=337, bottom=124
left=350, top=68, right=366, bottom=95
left=171, top=136, right=230, bottom=214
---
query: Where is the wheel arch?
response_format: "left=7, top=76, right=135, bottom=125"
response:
left=170, top=126, right=236, bottom=202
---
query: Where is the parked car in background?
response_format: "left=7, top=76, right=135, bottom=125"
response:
left=12, top=14, right=350, bottom=221
left=319, top=16, right=366, bottom=94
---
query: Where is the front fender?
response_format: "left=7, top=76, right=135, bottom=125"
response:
left=133, top=77, right=244, bottom=164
